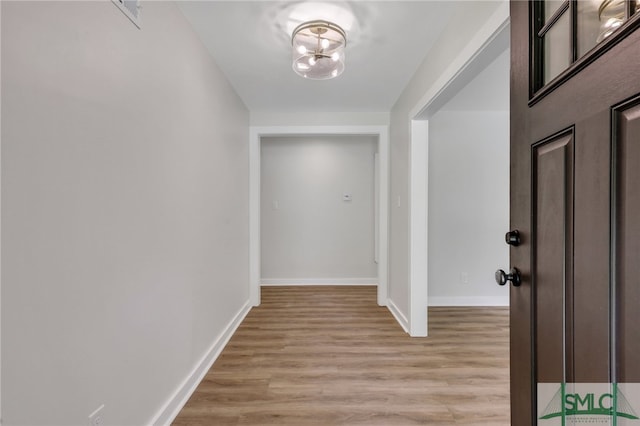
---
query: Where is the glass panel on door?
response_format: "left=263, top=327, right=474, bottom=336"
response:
left=543, top=10, right=572, bottom=85
left=545, top=0, right=566, bottom=22
left=596, top=0, right=627, bottom=42
left=533, top=0, right=639, bottom=94
left=577, top=0, right=601, bottom=56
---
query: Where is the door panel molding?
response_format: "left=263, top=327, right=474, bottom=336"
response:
left=611, top=94, right=640, bottom=383
left=531, top=128, right=575, bottom=385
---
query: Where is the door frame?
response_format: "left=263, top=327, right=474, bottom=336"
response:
left=407, top=2, right=510, bottom=336
left=249, top=125, right=389, bottom=307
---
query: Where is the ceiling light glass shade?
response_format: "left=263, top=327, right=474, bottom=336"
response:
left=597, top=0, right=626, bottom=42
left=292, top=20, right=346, bottom=80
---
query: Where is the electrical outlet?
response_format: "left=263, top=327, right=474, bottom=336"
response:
left=88, top=404, right=104, bottom=426
left=460, top=272, right=469, bottom=285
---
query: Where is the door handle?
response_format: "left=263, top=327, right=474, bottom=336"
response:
left=505, top=230, right=521, bottom=246
left=495, top=268, right=521, bottom=287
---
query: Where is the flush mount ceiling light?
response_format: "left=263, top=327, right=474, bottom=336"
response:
left=291, top=20, right=346, bottom=80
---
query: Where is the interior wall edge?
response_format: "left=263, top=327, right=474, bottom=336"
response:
left=150, top=301, right=252, bottom=426
left=409, top=0, right=510, bottom=120
left=386, top=298, right=409, bottom=334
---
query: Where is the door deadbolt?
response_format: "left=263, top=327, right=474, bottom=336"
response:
left=505, top=230, right=521, bottom=246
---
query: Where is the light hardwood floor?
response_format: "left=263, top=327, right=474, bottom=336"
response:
left=173, top=286, right=510, bottom=425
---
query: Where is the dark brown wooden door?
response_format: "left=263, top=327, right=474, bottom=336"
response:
left=510, top=1, right=640, bottom=424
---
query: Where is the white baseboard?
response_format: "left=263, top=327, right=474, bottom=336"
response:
left=428, top=296, right=509, bottom=307
left=386, top=298, right=409, bottom=334
left=261, top=278, right=378, bottom=286
left=150, top=301, right=252, bottom=426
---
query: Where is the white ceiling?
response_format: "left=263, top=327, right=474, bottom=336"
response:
left=177, top=1, right=460, bottom=113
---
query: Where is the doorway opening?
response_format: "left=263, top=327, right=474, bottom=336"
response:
left=249, top=126, right=389, bottom=307
left=407, top=13, right=510, bottom=336
left=427, top=48, right=510, bottom=307
left=260, top=135, right=378, bottom=287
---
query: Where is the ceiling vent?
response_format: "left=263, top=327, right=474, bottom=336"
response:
left=112, top=0, right=141, bottom=29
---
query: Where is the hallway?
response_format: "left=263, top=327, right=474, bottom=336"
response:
left=174, top=286, right=509, bottom=425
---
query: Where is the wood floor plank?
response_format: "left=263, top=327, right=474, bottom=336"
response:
left=173, top=286, right=509, bottom=425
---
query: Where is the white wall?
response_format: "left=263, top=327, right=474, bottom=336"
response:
left=250, top=111, right=389, bottom=127
left=388, top=0, right=505, bottom=318
left=261, top=136, right=377, bottom=283
left=428, top=110, right=509, bottom=305
left=1, top=2, right=249, bottom=425
left=427, top=48, right=510, bottom=306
